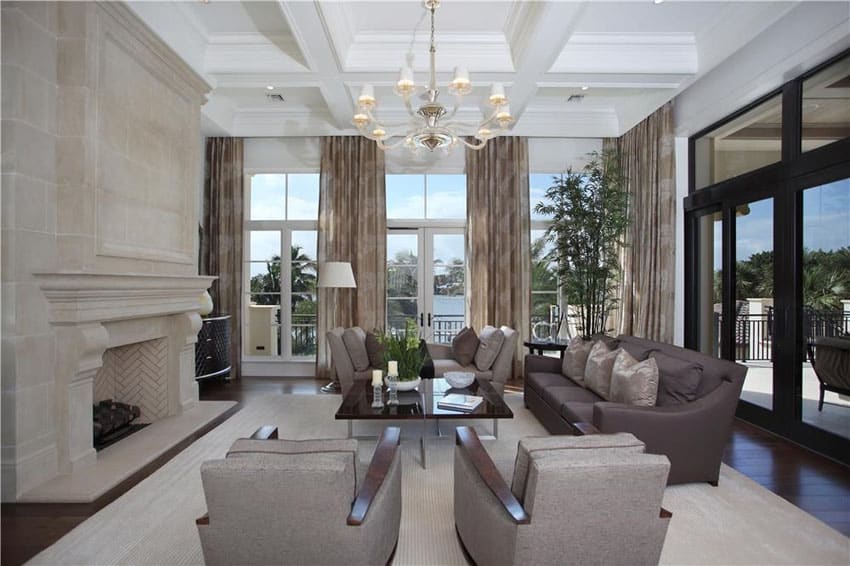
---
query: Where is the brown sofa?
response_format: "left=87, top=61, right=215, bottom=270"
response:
left=524, top=335, right=747, bottom=485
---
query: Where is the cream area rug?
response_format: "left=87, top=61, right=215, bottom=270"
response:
left=29, top=393, right=849, bottom=566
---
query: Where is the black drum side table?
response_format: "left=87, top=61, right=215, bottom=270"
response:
left=196, top=315, right=232, bottom=380
left=523, top=339, right=570, bottom=359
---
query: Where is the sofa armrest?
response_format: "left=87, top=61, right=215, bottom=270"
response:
left=593, top=380, right=742, bottom=483
left=427, top=342, right=454, bottom=360
left=348, top=427, right=401, bottom=526
left=455, top=426, right=529, bottom=524
left=524, top=354, right=562, bottom=374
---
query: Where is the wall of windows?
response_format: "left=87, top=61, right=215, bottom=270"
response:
left=529, top=173, right=560, bottom=339
left=685, top=51, right=850, bottom=462
left=244, top=173, right=319, bottom=361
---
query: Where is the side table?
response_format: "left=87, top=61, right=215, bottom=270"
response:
left=523, top=339, right=570, bottom=359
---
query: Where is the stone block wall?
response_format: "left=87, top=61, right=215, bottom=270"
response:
left=1, top=2, right=209, bottom=500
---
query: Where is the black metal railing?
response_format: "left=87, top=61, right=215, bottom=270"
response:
left=713, top=308, right=849, bottom=361
left=291, top=313, right=317, bottom=356
left=432, top=314, right=464, bottom=343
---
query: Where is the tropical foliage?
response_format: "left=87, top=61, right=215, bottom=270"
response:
left=715, top=247, right=850, bottom=310
left=533, top=149, right=630, bottom=338
left=376, top=318, right=425, bottom=381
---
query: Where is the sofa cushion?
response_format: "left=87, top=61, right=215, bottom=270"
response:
left=365, top=331, right=385, bottom=369
left=526, top=371, right=572, bottom=395
left=452, top=327, right=480, bottom=366
left=474, top=326, right=505, bottom=371
left=342, top=327, right=370, bottom=371
left=584, top=341, right=619, bottom=399
left=616, top=335, right=656, bottom=361
left=541, top=385, right=602, bottom=410
left=651, top=351, right=702, bottom=406
left=559, top=401, right=595, bottom=425
left=561, top=338, right=594, bottom=385
left=610, top=349, right=659, bottom=406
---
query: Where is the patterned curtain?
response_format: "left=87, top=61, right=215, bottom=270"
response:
left=316, top=137, right=387, bottom=380
left=202, top=137, right=244, bottom=379
left=465, top=136, right=531, bottom=377
left=614, top=102, right=676, bottom=343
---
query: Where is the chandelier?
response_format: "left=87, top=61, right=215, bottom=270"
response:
left=351, top=0, right=513, bottom=153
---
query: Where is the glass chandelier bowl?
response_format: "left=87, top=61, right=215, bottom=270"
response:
left=351, top=0, right=513, bottom=153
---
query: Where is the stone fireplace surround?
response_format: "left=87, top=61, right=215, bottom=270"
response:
left=16, top=272, right=234, bottom=502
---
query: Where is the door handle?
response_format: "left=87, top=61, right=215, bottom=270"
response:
left=419, top=312, right=424, bottom=327
left=427, top=313, right=432, bottom=327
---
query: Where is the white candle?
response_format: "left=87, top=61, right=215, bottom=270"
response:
left=388, top=361, right=398, bottom=375
left=372, top=369, right=383, bottom=386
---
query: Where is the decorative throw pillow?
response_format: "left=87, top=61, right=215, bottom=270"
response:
left=561, top=338, right=594, bottom=385
left=452, top=327, right=479, bottom=366
left=610, top=349, right=659, bottom=406
left=474, top=325, right=505, bottom=371
left=583, top=341, right=619, bottom=400
left=365, top=331, right=385, bottom=369
left=651, top=351, right=703, bottom=406
left=342, top=328, right=370, bottom=371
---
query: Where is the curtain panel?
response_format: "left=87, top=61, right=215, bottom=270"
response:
left=316, top=137, right=387, bottom=380
left=465, top=137, right=532, bottom=377
left=614, top=101, right=676, bottom=343
left=202, top=137, right=244, bottom=379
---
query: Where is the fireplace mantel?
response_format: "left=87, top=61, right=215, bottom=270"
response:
left=36, top=272, right=217, bottom=325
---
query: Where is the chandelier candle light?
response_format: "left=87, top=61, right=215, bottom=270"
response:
left=352, top=0, right=513, bottom=153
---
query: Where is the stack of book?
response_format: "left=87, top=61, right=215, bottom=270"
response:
left=437, top=393, right=484, bottom=412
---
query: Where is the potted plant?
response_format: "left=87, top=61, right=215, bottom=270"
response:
left=533, top=149, right=630, bottom=338
left=377, top=319, right=425, bottom=383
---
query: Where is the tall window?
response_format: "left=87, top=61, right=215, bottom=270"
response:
left=529, top=173, right=560, bottom=339
left=244, top=173, right=319, bottom=360
left=386, top=174, right=466, bottom=342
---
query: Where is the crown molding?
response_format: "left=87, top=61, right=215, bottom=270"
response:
left=550, top=33, right=698, bottom=75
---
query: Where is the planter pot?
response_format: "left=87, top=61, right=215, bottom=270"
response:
left=387, top=376, right=421, bottom=391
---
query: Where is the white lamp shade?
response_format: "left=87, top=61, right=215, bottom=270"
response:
left=318, top=262, right=357, bottom=288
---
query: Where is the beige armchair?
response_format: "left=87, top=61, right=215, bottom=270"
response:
left=196, top=426, right=402, bottom=566
left=454, top=426, right=671, bottom=566
left=327, top=326, right=381, bottom=396
left=427, top=326, right=518, bottom=394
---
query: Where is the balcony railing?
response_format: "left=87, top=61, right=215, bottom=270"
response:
left=386, top=314, right=465, bottom=344
left=713, top=308, right=849, bottom=361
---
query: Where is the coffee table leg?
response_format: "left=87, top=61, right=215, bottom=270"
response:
left=420, top=420, right=427, bottom=469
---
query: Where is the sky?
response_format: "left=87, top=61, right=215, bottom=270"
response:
left=715, top=178, right=850, bottom=270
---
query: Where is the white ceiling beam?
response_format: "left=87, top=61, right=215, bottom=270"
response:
left=275, top=1, right=354, bottom=130
left=550, top=33, right=698, bottom=75
left=503, top=2, right=587, bottom=126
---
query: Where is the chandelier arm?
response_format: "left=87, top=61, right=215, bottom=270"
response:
left=459, top=137, right=488, bottom=150
left=376, top=136, right=409, bottom=151
left=402, top=95, right=419, bottom=119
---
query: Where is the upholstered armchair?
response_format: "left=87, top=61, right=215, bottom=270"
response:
left=327, top=326, right=381, bottom=396
left=427, top=326, right=518, bottom=394
left=453, top=426, right=671, bottom=566
left=808, top=336, right=850, bottom=411
left=196, top=427, right=402, bottom=566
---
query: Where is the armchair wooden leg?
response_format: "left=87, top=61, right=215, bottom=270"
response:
left=819, top=385, right=825, bottom=412
left=250, top=426, right=278, bottom=439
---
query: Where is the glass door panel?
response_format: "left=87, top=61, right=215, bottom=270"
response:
left=735, top=198, right=775, bottom=410
left=801, top=179, right=850, bottom=438
left=290, top=231, right=317, bottom=357
left=695, top=210, right=723, bottom=357
left=387, top=232, right=420, bottom=333
left=430, top=232, right=465, bottom=343
left=247, top=230, right=282, bottom=356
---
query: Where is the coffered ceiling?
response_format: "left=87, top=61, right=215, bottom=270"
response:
left=128, top=1, right=805, bottom=138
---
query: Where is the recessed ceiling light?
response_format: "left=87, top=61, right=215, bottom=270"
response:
left=653, top=0, right=664, bottom=4
left=581, top=85, right=589, bottom=91
left=266, top=85, right=275, bottom=91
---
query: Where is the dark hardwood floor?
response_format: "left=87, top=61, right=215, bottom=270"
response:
left=2, top=376, right=848, bottom=566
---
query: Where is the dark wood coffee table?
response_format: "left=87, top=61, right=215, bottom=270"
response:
left=335, top=377, right=513, bottom=468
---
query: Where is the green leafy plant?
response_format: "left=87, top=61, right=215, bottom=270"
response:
left=376, top=319, right=425, bottom=381
left=534, top=149, right=630, bottom=338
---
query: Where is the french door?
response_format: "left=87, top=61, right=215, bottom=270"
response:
left=387, top=228, right=466, bottom=342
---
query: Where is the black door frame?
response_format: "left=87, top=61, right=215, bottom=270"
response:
left=683, top=50, right=850, bottom=464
